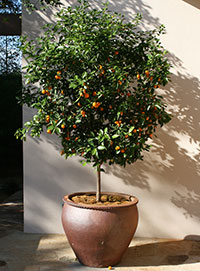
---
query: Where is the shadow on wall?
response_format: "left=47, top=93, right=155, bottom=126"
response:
left=182, top=0, right=200, bottom=9
left=23, top=0, right=200, bottom=228
left=105, top=66, right=200, bottom=219
left=23, top=0, right=161, bottom=38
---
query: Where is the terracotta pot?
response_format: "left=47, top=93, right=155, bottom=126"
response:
left=62, top=192, right=139, bottom=267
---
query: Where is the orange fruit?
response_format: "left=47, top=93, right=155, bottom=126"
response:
left=115, top=146, right=120, bottom=150
left=75, top=137, right=79, bottom=141
left=99, top=65, right=103, bottom=69
left=150, top=76, right=153, bottom=81
left=81, top=110, right=86, bottom=117
left=125, top=135, right=129, bottom=138
left=61, top=90, right=64, bottom=95
left=109, top=105, right=112, bottom=109
left=120, top=149, right=125, bottom=153
left=145, top=70, right=149, bottom=77
left=84, top=93, right=89, bottom=98
left=108, top=266, right=112, bottom=270
left=133, top=129, right=137, bottom=133
left=100, top=107, right=104, bottom=111
left=48, top=86, right=52, bottom=90
left=77, top=102, right=81, bottom=107
left=118, top=80, right=122, bottom=85
left=92, top=102, right=101, bottom=108
left=55, top=75, right=61, bottom=80
left=127, top=92, right=131, bottom=97
left=137, top=74, right=140, bottom=80
left=65, top=136, right=70, bottom=141
left=73, top=124, right=77, bottom=129
left=61, top=124, right=65, bottom=129
left=57, top=71, right=62, bottom=75
left=93, top=91, right=97, bottom=96
left=114, top=51, right=119, bottom=55
left=120, top=112, right=123, bottom=116
left=42, top=89, right=46, bottom=94
left=149, top=134, right=153, bottom=138
left=60, top=150, right=64, bottom=156
left=47, top=129, right=52, bottom=134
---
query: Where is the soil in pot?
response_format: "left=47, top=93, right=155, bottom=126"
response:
left=71, top=193, right=132, bottom=205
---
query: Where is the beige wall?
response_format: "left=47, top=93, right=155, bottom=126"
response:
left=23, top=0, right=200, bottom=238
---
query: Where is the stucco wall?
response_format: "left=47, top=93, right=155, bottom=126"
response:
left=23, top=0, right=200, bottom=238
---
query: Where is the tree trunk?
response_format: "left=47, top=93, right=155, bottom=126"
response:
left=96, top=163, right=102, bottom=202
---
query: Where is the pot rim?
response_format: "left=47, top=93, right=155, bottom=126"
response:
left=63, top=191, right=139, bottom=210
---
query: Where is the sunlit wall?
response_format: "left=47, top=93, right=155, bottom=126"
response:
left=23, top=0, right=200, bottom=238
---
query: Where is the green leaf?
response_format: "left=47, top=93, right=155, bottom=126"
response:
left=112, top=134, right=119, bottom=139
left=97, top=145, right=106, bottom=150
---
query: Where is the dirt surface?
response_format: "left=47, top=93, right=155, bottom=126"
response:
left=72, top=194, right=132, bottom=205
left=0, top=190, right=23, bottom=238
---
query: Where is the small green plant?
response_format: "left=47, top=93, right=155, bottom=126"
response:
left=16, top=0, right=172, bottom=201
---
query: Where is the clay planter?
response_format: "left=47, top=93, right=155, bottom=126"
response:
left=62, top=192, right=139, bottom=267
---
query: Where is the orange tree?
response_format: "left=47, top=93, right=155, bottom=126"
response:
left=16, top=0, right=172, bottom=201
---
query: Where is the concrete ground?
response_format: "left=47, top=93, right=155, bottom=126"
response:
left=1, top=192, right=200, bottom=271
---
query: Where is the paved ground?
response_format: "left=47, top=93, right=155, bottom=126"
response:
left=1, top=191, right=200, bottom=271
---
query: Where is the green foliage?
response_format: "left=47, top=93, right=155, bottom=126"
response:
left=16, top=1, right=172, bottom=168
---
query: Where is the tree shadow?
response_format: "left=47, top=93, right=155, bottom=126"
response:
left=23, top=0, right=161, bottom=39
left=118, top=238, right=200, bottom=267
left=104, top=68, right=200, bottom=219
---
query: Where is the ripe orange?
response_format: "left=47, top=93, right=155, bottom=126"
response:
left=75, top=137, right=79, bottom=141
left=60, top=150, right=64, bottom=156
left=73, top=124, right=77, bottom=129
left=114, top=51, right=119, bottom=55
left=55, top=75, right=61, bottom=80
left=133, top=129, right=137, bottom=133
left=99, top=65, right=103, bottom=69
left=93, top=91, right=97, bottom=96
left=65, top=136, right=70, bottom=141
left=109, top=105, right=112, bottom=109
left=61, top=124, right=65, bottom=129
left=81, top=110, right=86, bottom=117
left=149, top=134, right=153, bottom=138
left=145, top=70, right=149, bottom=77
left=92, top=102, right=101, bottom=108
left=84, top=93, right=89, bottom=98
left=118, top=80, right=122, bottom=85
left=61, top=90, right=64, bottom=95
left=121, top=149, right=125, bottom=153
left=47, top=129, right=52, bottom=134
left=125, top=135, right=129, bottom=138
left=48, top=86, right=52, bottom=90
left=150, top=76, right=153, bottom=81
left=115, top=146, right=120, bottom=150
left=100, top=107, right=104, bottom=111
left=137, top=74, right=140, bottom=80
left=77, top=102, right=81, bottom=107
left=42, top=89, right=46, bottom=94
left=57, top=71, right=61, bottom=75
left=127, top=92, right=131, bottom=97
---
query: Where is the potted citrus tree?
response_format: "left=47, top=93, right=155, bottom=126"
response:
left=16, top=0, right=171, bottom=267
